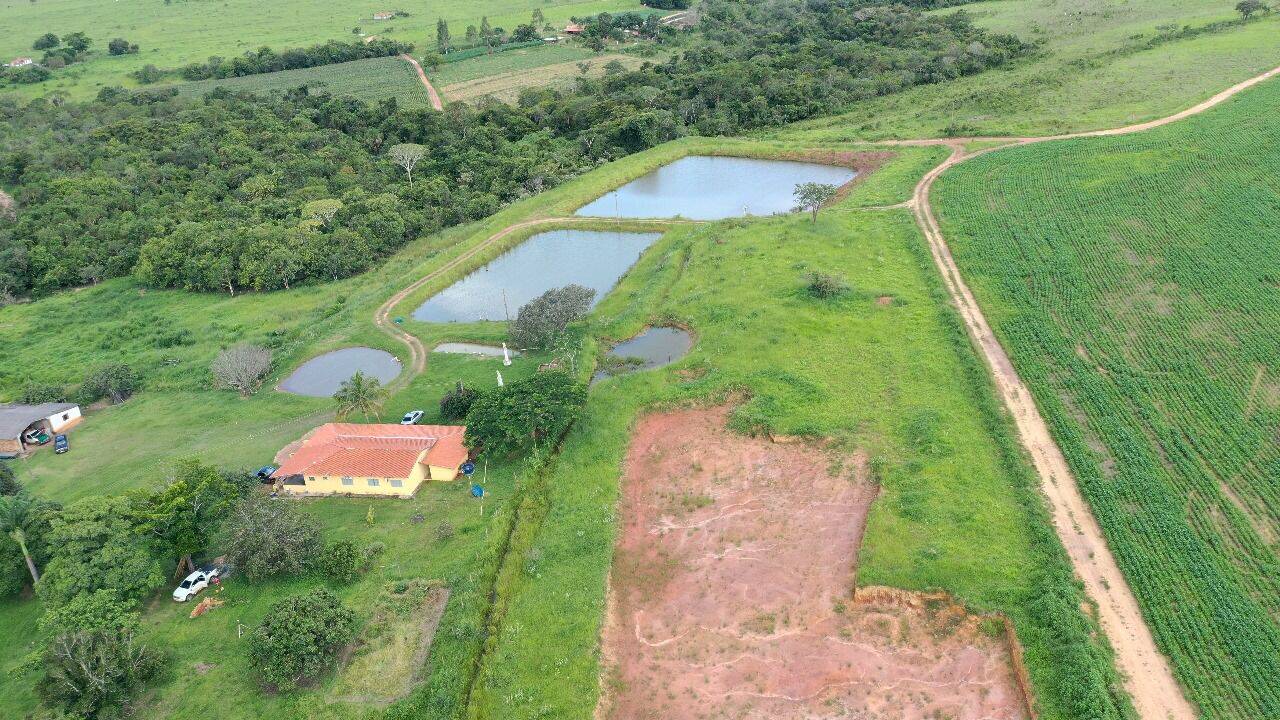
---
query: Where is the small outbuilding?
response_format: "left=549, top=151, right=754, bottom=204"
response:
left=0, top=403, right=82, bottom=457
left=373, top=11, right=395, bottom=20
left=272, top=423, right=468, bottom=498
left=6, top=57, right=34, bottom=68
left=564, top=23, right=585, bottom=34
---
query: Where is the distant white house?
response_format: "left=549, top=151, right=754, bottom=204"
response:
left=0, top=403, right=81, bottom=457
left=373, top=11, right=395, bottom=20
left=7, top=57, right=34, bottom=68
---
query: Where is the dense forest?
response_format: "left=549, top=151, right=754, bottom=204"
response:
left=0, top=0, right=1026, bottom=298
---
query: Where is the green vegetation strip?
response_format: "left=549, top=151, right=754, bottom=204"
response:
left=934, top=74, right=1280, bottom=720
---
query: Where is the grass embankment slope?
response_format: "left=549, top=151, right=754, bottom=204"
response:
left=934, top=74, right=1280, bottom=720
left=0, top=0, right=645, bottom=99
left=770, top=0, right=1280, bottom=141
left=458, top=142, right=1127, bottom=720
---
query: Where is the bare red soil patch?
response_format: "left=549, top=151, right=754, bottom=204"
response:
left=600, top=405, right=1027, bottom=720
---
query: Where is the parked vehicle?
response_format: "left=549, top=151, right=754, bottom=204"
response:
left=173, top=566, right=221, bottom=602
left=22, top=428, right=50, bottom=445
left=256, top=465, right=277, bottom=481
left=401, top=410, right=424, bottom=425
left=53, top=434, right=68, bottom=454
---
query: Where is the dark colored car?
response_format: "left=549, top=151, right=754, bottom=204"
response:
left=53, top=434, right=68, bottom=454
left=256, top=465, right=277, bottom=482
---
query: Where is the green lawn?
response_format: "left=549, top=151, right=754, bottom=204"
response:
left=428, top=43, right=598, bottom=86
left=0, top=0, right=644, bottom=99
left=934, top=73, right=1280, bottom=720
left=166, top=56, right=433, bottom=109
left=769, top=0, right=1280, bottom=141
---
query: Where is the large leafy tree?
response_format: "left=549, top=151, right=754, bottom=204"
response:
left=38, top=626, right=163, bottom=719
left=39, top=495, right=163, bottom=607
left=464, top=370, right=587, bottom=456
left=508, top=284, right=595, bottom=350
left=134, top=458, right=239, bottom=577
left=0, top=492, right=60, bottom=595
left=249, top=589, right=356, bottom=691
left=219, top=495, right=320, bottom=580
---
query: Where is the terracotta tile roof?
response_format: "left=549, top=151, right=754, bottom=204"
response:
left=274, top=423, right=467, bottom=479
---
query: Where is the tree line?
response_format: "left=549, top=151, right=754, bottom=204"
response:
left=0, top=0, right=1027, bottom=300
left=130, top=37, right=413, bottom=85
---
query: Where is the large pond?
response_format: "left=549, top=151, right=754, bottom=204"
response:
left=279, top=347, right=402, bottom=397
left=413, top=229, right=662, bottom=323
left=593, top=327, right=694, bottom=383
left=575, top=156, right=856, bottom=220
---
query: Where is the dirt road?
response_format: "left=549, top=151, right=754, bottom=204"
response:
left=905, top=64, right=1280, bottom=720
left=400, top=54, right=443, bottom=111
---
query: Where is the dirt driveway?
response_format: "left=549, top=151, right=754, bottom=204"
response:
left=600, top=405, right=1027, bottom=720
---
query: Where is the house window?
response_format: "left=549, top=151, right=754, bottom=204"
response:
left=367, top=478, right=380, bottom=487
left=341, top=477, right=353, bottom=486
left=307, top=476, right=315, bottom=483
left=390, top=479, right=403, bottom=488
left=61, top=413, right=69, bottom=421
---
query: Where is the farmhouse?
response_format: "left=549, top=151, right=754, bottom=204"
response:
left=6, top=57, right=34, bottom=68
left=272, top=422, right=468, bottom=498
left=373, top=11, right=395, bottom=20
left=0, top=403, right=81, bottom=457
left=564, top=23, right=585, bottom=34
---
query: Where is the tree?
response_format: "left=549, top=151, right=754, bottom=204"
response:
left=420, top=50, right=443, bottom=71
left=793, top=182, right=838, bottom=223
left=219, top=494, right=320, bottom=580
left=40, top=495, right=162, bottom=607
left=302, top=198, right=343, bottom=225
left=211, top=344, right=273, bottom=397
left=509, top=284, right=595, bottom=350
left=465, top=24, right=478, bottom=42
left=439, top=381, right=479, bottom=421
left=37, top=627, right=164, bottom=719
left=436, top=18, right=451, bottom=52
left=108, top=38, right=139, bottom=55
left=388, top=143, right=426, bottom=184
left=63, top=31, right=92, bottom=54
left=334, top=371, right=387, bottom=420
left=0, top=189, right=14, bottom=222
left=0, top=461, right=20, bottom=496
left=512, top=23, right=540, bottom=42
left=317, top=540, right=361, bottom=584
left=464, top=370, right=586, bottom=456
left=0, top=492, right=58, bottom=588
left=79, top=363, right=140, bottom=404
left=532, top=7, right=545, bottom=27
left=17, top=381, right=65, bottom=404
left=249, top=589, right=356, bottom=691
left=135, top=458, right=238, bottom=577
left=32, top=33, right=60, bottom=51
left=1236, top=0, right=1267, bottom=18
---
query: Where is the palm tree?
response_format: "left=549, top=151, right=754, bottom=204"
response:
left=334, top=371, right=386, bottom=421
left=0, top=494, right=40, bottom=584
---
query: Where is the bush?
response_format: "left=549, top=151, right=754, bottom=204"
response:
left=78, top=363, right=140, bottom=404
left=361, top=542, right=385, bottom=568
left=17, top=381, right=64, bottom=404
left=464, top=370, right=586, bottom=456
left=439, top=381, right=480, bottom=421
left=0, top=462, right=19, bottom=496
left=434, top=522, right=455, bottom=542
left=38, top=627, right=165, bottom=718
left=210, top=344, right=272, bottom=397
left=219, top=495, right=321, bottom=580
left=249, top=589, right=356, bottom=692
left=107, top=38, right=139, bottom=55
left=509, top=284, right=596, bottom=350
left=317, top=540, right=361, bottom=584
left=805, top=272, right=849, bottom=299
left=32, top=33, right=60, bottom=51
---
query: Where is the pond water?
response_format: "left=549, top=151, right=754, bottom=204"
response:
left=433, top=342, right=520, bottom=357
left=413, top=230, right=662, bottom=323
left=575, top=156, right=856, bottom=220
left=279, top=347, right=402, bottom=397
left=593, top=327, right=694, bottom=383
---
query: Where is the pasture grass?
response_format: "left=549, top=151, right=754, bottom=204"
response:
left=167, top=56, right=432, bottom=108
left=428, top=43, right=598, bottom=86
left=934, top=73, right=1280, bottom=720
left=439, top=53, right=648, bottom=103
left=0, top=0, right=645, bottom=99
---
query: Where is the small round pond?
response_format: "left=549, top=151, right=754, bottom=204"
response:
left=593, top=327, right=694, bottom=383
left=413, top=229, right=662, bottom=323
left=575, top=155, right=856, bottom=220
left=279, top=347, right=402, bottom=397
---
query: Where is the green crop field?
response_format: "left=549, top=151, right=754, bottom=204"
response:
left=167, top=56, right=433, bottom=108
left=428, top=43, right=599, bottom=86
left=933, top=75, right=1280, bottom=720
left=0, top=0, right=644, bottom=99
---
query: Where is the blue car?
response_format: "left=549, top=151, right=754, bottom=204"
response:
left=53, top=434, right=68, bottom=454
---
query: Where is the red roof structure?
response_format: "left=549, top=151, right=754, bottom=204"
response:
left=274, top=423, right=467, bottom=479
left=564, top=23, right=585, bottom=34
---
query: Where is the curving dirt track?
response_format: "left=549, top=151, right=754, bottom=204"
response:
left=905, top=64, right=1280, bottom=720
left=400, top=54, right=444, bottom=111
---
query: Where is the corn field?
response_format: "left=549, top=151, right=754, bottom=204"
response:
left=934, top=78, right=1280, bottom=720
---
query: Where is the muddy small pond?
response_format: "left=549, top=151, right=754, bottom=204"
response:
left=413, top=230, right=662, bottom=323
left=433, top=342, right=520, bottom=357
left=279, top=347, right=402, bottom=397
left=575, top=156, right=856, bottom=220
left=593, top=327, right=693, bottom=383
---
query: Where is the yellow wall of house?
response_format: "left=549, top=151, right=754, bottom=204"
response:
left=283, top=474, right=422, bottom=498
left=429, top=465, right=460, bottom=482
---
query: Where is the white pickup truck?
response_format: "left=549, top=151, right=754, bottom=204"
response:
left=172, top=566, right=220, bottom=602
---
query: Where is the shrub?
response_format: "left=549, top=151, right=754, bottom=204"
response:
left=249, top=589, right=357, bottom=692
left=37, top=627, right=165, bottom=718
left=317, top=540, right=361, bottom=584
left=439, top=381, right=480, bottom=421
left=464, top=370, right=586, bottom=456
left=78, top=363, right=140, bottom=404
left=361, top=542, right=385, bottom=568
left=0, top=462, right=18, bottom=496
left=17, top=381, right=65, bottom=404
left=508, top=285, right=595, bottom=350
left=210, top=344, right=273, bottom=397
left=219, top=495, right=321, bottom=580
left=434, top=522, right=455, bottom=542
left=805, top=272, right=849, bottom=299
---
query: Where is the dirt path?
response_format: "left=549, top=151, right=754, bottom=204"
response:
left=400, top=54, right=443, bottom=111
left=902, top=63, right=1280, bottom=720
left=601, top=405, right=1027, bottom=720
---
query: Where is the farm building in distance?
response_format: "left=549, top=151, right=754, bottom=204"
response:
left=6, top=57, right=34, bottom=68
left=373, top=11, right=395, bottom=20
left=0, top=403, right=81, bottom=457
left=563, top=23, right=584, bottom=34
left=272, top=423, right=468, bottom=498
